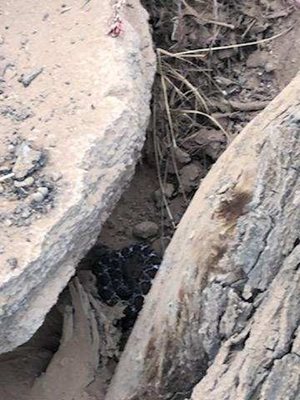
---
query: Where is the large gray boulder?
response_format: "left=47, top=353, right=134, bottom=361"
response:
left=105, top=73, right=300, bottom=400
left=0, top=0, right=156, bottom=353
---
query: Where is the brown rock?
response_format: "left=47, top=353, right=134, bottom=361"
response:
left=153, top=183, right=175, bottom=205
left=179, top=163, right=205, bottom=193
left=173, top=147, right=191, bottom=165
left=194, top=129, right=226, bottom=161
left=246, top=50, right=269, bottom=68
left=133, top=221, right=159, bottom=239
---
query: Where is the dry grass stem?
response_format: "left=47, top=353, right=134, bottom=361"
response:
left=157, top=26, right=293, bottom=58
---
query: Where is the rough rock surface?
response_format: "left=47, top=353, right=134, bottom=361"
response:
left=105, top=73, right=300, bottom=400
left=0, top=0, right=156, bottom=353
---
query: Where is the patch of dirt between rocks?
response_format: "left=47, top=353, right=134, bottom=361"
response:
left=1, top=1, right=300, bottom=400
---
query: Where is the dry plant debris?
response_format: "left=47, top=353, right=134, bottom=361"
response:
left=142, top=0, right=296, bottom=236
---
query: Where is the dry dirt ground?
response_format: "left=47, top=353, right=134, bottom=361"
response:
left=0, top=1, right=300, bottom=399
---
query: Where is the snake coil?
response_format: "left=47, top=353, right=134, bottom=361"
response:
left=89, top=243, right=161, bottom=330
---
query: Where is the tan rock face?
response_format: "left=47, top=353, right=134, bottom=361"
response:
left=0, top=0, right=156, bottom=353
left=105, top=74, right=300, bottom=400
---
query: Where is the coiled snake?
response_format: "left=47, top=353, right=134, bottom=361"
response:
left=88, top=243, right=161, bottom=330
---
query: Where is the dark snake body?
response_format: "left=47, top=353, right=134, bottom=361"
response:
left=89, top=243, right=161, bottom=330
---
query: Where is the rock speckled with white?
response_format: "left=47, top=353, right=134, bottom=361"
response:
left=0, top=0, right=156, bottom=353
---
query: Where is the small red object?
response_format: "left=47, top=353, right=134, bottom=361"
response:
left=107, top=18, right=124, bottom=37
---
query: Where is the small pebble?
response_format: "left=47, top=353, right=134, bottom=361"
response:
left=4, top=219, right=13, bottom=227
left=265, top=62, right=276, bottom=73
left=153, top=183, right=175, bottom=205
left=37, top=186, right=49, bottom=197
left=7, top=144, right=15, bottom=153
left=12, top=142, right=42, bottom=179
left=14, top=176, right=35, bottom=188
left=30, top=192, right=45, bottom=203
left=0, top=184, right=4, bottom=194
left=133, top=221, right=159, bottom=239
left=242, top=284, right=253, bottom=301
left=19, top=67, right=43, bottom=87
left=151, top=238, right=168, bottom=256
left=179, top=164, right=204, bottom=193
left=173, top=147, right=191, bottom=165
left=21, top=209, right=31, bottom=219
